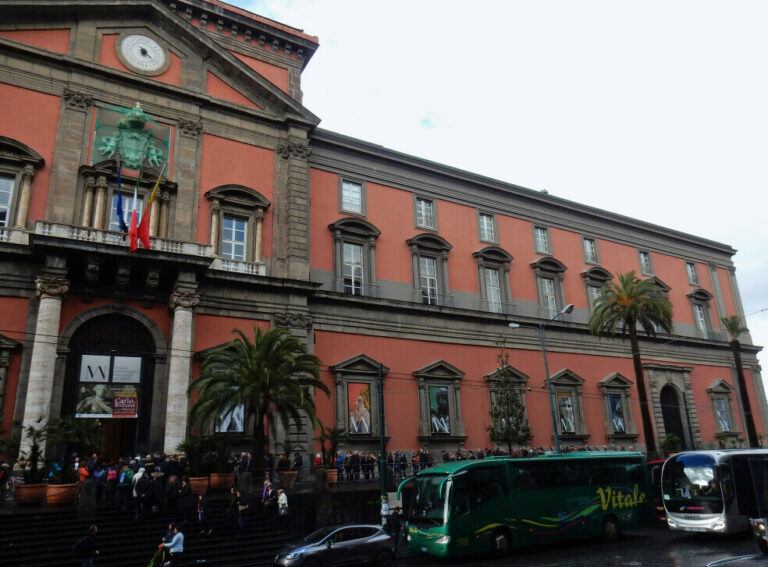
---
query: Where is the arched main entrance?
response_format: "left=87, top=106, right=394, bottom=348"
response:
left=660, top=385, right=689, bottom=450
left=61, top=313, right=157, bottom=460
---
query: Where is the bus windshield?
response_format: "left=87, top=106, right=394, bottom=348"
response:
left=408, top=474, right=448, bottom=526
left=663, top=453, right=723, bottom=514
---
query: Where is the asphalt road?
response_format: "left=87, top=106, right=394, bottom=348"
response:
left=394, top=525, right=763, bottom=566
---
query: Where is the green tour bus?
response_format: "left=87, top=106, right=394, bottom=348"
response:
left=397, top=451, right=652, bottom=558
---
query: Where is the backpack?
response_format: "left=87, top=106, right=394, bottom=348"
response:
left=119, top=468, right=134, bottom=486
left=107, top=468, right=118, bottom=482
left=135, top=474, right=151, bottom=496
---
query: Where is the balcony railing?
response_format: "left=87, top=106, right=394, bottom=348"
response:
left=210, top=257, right=267, bottom=276
left=0, top=226, right=30, bottom=245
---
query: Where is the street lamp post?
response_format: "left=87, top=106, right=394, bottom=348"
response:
left=511, top=303, right=574, bottom=454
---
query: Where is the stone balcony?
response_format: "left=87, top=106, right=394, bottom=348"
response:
left=31, top=221, right=267, bottom=276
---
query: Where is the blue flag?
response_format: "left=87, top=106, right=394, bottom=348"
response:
left=115, top=155, right=128, bottom=232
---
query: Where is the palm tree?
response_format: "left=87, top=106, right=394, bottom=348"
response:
left=189, top=326, right=329, bottom=478
left=589, top=271, right=673, bottom=457
left=721, top=315, right=759, bottom=447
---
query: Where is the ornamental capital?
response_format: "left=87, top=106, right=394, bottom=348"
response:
left=276, top=141, right=311, bottom=160
left=21, top=164, right=35, bottom=183
left=35, top=276, right=70, bottom=300
left=178, top=120, right=203, bottom=138
left=169, top=290, right=200, bottom=310
left=63, top=88, right=93, bottom=112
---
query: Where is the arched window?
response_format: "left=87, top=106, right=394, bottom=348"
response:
left=473, top=245, right=513, bottom=314
left=407, top=233, right=452, bottom=306
left=328, top=217, right=381, bottom=296
left=530, top=256, right=568, bottom=318
left=205, top=185, right=270, bottom=270
left=581, top=266, right=612, bottom=312
left=0, top=136, right=44, bottom=231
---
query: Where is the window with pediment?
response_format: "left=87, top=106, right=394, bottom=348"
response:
left=206, top=185, right=271, bottom=264
left=582, top=266, right=612, bottom=312
left=414, top=360, right=466, bottom=441
left=707, top=379, right=739, bottom=439
left=598, top=373, right=638, bottom=440
left=485, top=365, right=530, bottom=422
left=0, top=136, right=44, bottom=232
left=329, top=217, right=381, bottom=296
left=687, top=288, right=715, bottom=340
left=474, top=246, right=513, bottom=314
left=330, top=354, right=388, bottom=442
left=407, top=233, right=452, bottom=306
left=549, top=369, right=588, bottom=439
left=531, top=257, right=568, bottom=319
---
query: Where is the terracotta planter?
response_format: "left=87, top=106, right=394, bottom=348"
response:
left=325, top=468, right=338, bottom=486
left=47, top=483, right=79, bottom=506
left=280, top=470, right=298, bottom=490
left=15, top=483, right=46, bottom=505
left=189, top=476, right=209, bottom=496
left=209, top=472, right=234, bottom=491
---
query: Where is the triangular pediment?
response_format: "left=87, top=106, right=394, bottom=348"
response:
left=0, top=1, right=318, bottom=125
left=646, top=276, right=671, bottom=293
left=530, top=256, right=567, bottom=273
left=0, top=333, right=20, bottom=351
left=485, top=365, right=529, bottom=383
left=707, top=379, right=735, bottom=394
left=549, top=368, right=585, bottom=386
left=413, top=360, right=464, bottom=381
left=599, top=372, right=633, bottom=389
left=331, top=354, right=388, bottom=376
left=687, top=288, right=714, bottom=302
left=582, top=266, right=613, bottom=282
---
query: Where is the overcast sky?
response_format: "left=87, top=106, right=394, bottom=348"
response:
left=238, top=0, right=767, bottom=378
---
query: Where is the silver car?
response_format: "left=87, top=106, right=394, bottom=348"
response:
left=274, top=524, right=394, bottom=567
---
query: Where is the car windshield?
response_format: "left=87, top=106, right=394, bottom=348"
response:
left=300, top=527, right=335, bottom=544
left=662, top=454, right=723, bottom=514
left=408, top=474, right=448, bottom=526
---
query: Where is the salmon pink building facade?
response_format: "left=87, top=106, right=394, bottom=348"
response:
left=0, top=0, right=763, bottom=461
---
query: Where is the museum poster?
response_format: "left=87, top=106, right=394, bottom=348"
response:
left=348, top=382, right=371, bottom=434
left=76, top=354, right=141, bottom=418
left=429, top=385, right=450, bottom=435
left=215, top=405, right=245, bottom=433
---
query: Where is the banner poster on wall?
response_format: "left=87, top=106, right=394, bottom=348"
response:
left=428, top=385, right=450, bottom=435
left=76, top=354, right=141, bottom=418
left=215, top=405, right=245, bottom=433
left=347, top=382, right=371, bottom=434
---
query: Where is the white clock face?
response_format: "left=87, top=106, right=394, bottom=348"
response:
left=120, top=35, right=166, bottom=73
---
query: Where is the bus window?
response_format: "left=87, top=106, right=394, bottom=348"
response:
left=468, top=466, right=508, bottom=507
left=511, top=462, right=550, bottom=491
left=589, top=463, right=625, bottom=486
left=409, top=474, right=448, bottom=526
left=451, top=475, right=471, bottom=517
left=551, top=463, right=588, bottom=488
left=662, top=453, right=723, bottom=515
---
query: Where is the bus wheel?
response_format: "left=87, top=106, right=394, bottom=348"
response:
left=601, top=516, right=620, bottom=542
left=490, top=528, right=511, bottom=557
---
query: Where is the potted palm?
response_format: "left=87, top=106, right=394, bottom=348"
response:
left=317, top=424, right=344, bottom=486
left=188, top=326, right=328, bottom=484
left=209, top=434, right=243, bottom=491
left=178, top=437, right=210, bottom=495
left=45, top=416, right=100, bottom=505
left=15, top=420, right=48, bottom=505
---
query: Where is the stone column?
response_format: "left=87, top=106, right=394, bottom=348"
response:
left=209, top=200, right=220, bottom=254
left=163, top=289, right=199, bottom=454
left=159, top=191, right=170, bottom=238
left=92, top=175, right=108, bottom=230
left=81, top=177, right=96, bottom=227
left=19, top=276, right=70, bottom=457
left=13, top=165, right=35, bottom=229
left=149, top=198, right=160, bottom=237
left=253, top=209, right=264, bottom=263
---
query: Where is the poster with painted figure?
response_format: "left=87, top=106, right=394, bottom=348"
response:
left=215, top=404, right=245, bottom=433
left=558, top=394, right=576, bottom=434
left=608, top=393, right=625, bottom=433
left=75, top=383, right=138, bottom=418
left=348, top=382, right=371, bottom=434
left=429, top=386, right=450, bottom=435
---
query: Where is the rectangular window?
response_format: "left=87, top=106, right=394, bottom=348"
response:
left=419, top=256, right=439, bottom=305
left=639, top=250, right=653, bottom=275
left=221, top=215, right=247, bottom=261
left=479, top=213, right=496, bottom=242
left=686, top=262, right=699, bottom=285
left=694, top=303, right=708, bottom=338
left=341, top=179, right=363, bottom=214
left=485, top=268, right=502, bottom=313
left=342, top=242, right=364, bottom=296
left=534, top=226, right=550, bottom=254
left=416, top=197, right=435, bottom=229
left=109, top=192, right=143, bottom=232
left=583, top=238, right=598, bottom=263
left=0, top=175, right=13, bottom=228
left=587, top=285, right=602, bottom=309
left=540, top=276, right=557, bottom=317
left=714, top=398, right=731, bottom=432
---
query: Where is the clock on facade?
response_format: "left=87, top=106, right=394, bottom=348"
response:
left=117, top=34, right=168, bottom=75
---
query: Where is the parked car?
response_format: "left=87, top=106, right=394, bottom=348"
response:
left=274, top=524, right=394, bottom=567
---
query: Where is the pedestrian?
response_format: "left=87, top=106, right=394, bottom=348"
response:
left=104, top=462, right=118, bottom=508
left=132, top=467, right=150, bottom=520
left=72, top=525, right=98, bottom=567
left=277, top=488, right=289, bottom=532
left=228, top=487, right=246, bottom=534
left=159, top=523, right=184, bottom=567
left=177, top=477, right=195, bottom=526
left=197, top=493, right=211, bottom=535
left=116, top=461, right=134, bottom=510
